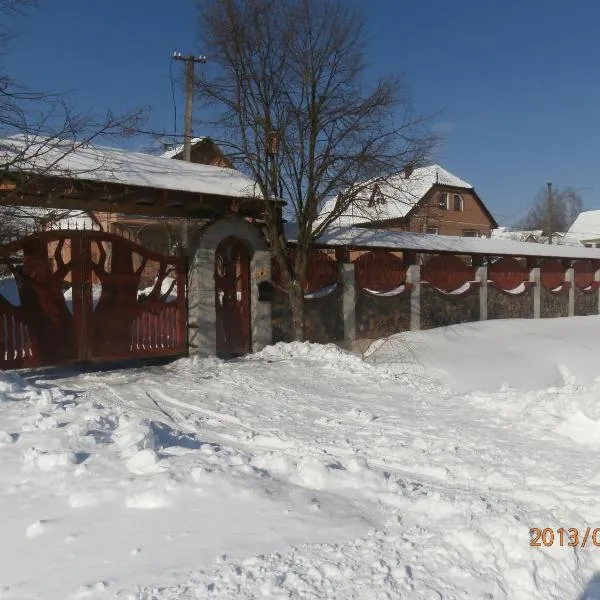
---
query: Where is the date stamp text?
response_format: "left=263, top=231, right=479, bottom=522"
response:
left=530, top=528, right=600, bottom=547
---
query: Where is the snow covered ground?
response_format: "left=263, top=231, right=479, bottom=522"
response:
left=3, top=317, right=600, bottom=598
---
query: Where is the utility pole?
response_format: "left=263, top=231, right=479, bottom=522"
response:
left=172, top=52, right=207, bottom=258
left=172, top=52, right=207, bottom=162
left=547, top=181, right=553, bottom=245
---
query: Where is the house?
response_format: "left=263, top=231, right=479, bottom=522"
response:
left=564, top=210, right=600, bottom=248
left=491, top=227, right=545, bottom=243
left=318, top=164, right=498, bottom=237
left=103, top=137, right=234, bottom=251
left=160, top=137, right=232, bottom=168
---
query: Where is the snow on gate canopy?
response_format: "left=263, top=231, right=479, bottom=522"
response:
left=0, top=135, right=275, bottom=219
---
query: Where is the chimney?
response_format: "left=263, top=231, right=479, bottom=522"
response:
left=402, top=164, right=414, bottom=179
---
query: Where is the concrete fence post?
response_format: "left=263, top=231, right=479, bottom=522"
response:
left=529, top=266, right=541, bottom=319
left=476, top=264, right=488, bottom=321
left=252, top=252, right=272, bottom=352
left=407, top=264, right=421, bottom=331
left=339, top=261, right=356, bottom=349
left=595, top=269, right=600, bottom=315
left=566, top=266, right=575, bottom=317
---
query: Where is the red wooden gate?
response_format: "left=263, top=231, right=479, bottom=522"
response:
left=0, top=230, right=187, bottom=369
left=214, top=236, right=251, bottom=358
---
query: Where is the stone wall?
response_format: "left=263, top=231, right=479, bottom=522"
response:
left=488, top=286, right=534, bottom=320
left=271, top=291, right=292, bottom=344
left=540, top=287, right=569, bottom=319
left=271, top=288, right=344, bottom=344
left=306, top=289, right=344, bottom=343
left=355, top=290, right=411, bottom=338
left=575, top=287, right=599, bottom=316
left=420, top=284, right=479, bottom=330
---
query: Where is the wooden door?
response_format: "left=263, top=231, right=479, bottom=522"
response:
left=215, top=237, right=251, bottom=358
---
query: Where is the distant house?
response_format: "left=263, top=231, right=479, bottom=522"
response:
left=564, top=210, right=600, bottom=247
left=160, top=137, right=232, bottom=168
left=491, top=227, right=545, bottom=243
left=318, top=164, right=498, bottom=237
left=104, top=137, right=235, bottom=250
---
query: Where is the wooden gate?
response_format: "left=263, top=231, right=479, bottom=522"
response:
left=214, top=236, right=251, bottom=358
left=0, top=230, right=187, bottom=369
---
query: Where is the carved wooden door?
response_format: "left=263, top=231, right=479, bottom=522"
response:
left=214, top=237, right=251, bottom=358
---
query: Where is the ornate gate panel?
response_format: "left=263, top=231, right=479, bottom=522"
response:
left=0, top=230, right=187, bottom=369
left=85, top=231, right=186, bottom=362
left=214, top=236, right=251, bottom=358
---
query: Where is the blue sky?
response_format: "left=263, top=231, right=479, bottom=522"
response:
left=4, top=0, right=600, bottom=225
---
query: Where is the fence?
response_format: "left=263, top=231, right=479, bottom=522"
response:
left=270, top=245, right=600, bottom=347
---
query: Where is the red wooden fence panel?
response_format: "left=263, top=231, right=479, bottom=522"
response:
left=272, top=249, right=338, bottom=294
left=421, top=254, right=474, bottom=293
left=540, top=259, right=565, bottom=290
left=573, top=260, right=595, bottom=290
left=354, top=250, right=405, bottom=293
left=488, top=256, right=529, bottom=291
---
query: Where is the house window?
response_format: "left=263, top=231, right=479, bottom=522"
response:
left=438, top=193, right=449, bottom=210
left=462, top=230, right=479, bottom=237
left=424, top=226, right=439, bottom=235
left=453, top=194, right=464, bottom=211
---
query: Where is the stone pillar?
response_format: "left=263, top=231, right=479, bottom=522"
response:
left=476, top=264, right=488, bottom=321
left=407, top=264, right=421, bottom=331
left=529, top=266, right=541, bottom=319
left=187, top=216, right=268, bottom=357
left=339, top=261, right=356, bottom=349
left=252, top=251, right=272, bottom=352
left=595, top=268, right=600, bottom=315
left=566, top=266, right=575, bottom=317
left=187, top=247, right=217, bottom=356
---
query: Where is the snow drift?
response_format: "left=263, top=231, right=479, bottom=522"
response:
left=2, top=317, right=600, bottom=598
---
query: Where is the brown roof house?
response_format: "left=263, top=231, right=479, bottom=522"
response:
left=160, top=137, right=232, bottom=168
left=318, top=164, right=498, bottom=237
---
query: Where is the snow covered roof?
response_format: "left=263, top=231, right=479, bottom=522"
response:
left=1, top=135, right=259, bottom=199
left=160, top=137, right=207, bottom=159
left=491, top=227, right=545, bottom=241
left=317, top=165, right=473, bottom=227
left=566, top=210, right=600, bottom=242
left=286, top=224, right=600, bottom=259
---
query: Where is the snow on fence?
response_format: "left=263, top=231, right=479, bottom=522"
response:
left=271, top=231, right=600, bottom=346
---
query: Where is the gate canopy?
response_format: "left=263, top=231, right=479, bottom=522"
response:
left=0, top=135, right=271, bottom=219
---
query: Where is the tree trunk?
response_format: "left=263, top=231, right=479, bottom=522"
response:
left=288, top=279, right=305, bottom=341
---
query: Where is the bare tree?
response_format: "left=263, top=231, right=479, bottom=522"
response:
left=197, top=0, right=436, bottom=340
left=516, top=186, right=583, bottom=236
left=0, top=0, right=142, bottom=242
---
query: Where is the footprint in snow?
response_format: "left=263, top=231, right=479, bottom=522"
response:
left=0, top=431, right=17, bottom=445
left=26, top=519, right=54, bottom=538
